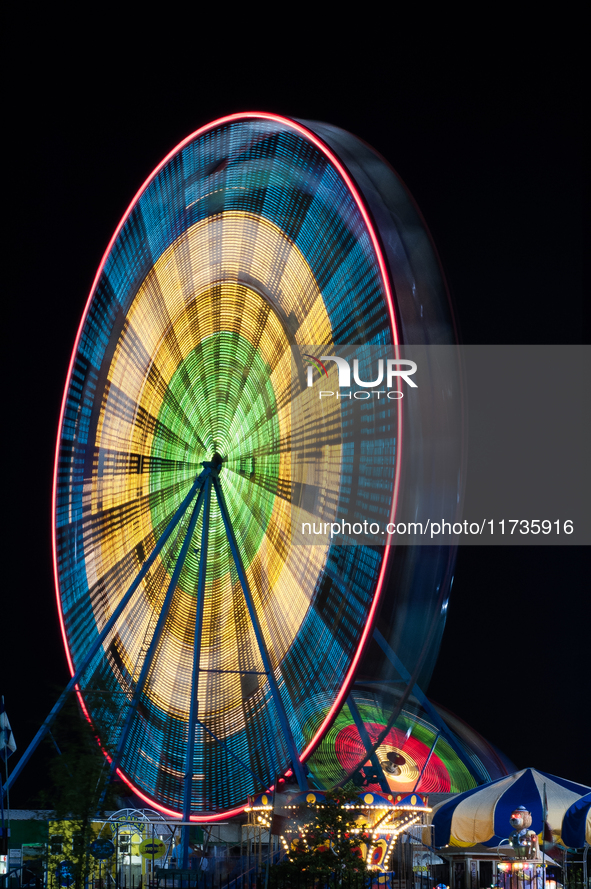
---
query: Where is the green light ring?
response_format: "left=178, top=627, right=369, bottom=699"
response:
left=150, top=331, right=280, bottom=601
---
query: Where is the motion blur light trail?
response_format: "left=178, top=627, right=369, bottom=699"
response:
left=53, top=114, right=463, bottom=817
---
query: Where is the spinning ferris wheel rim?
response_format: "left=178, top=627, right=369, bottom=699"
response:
left=51, top=112, right=404, bottom=817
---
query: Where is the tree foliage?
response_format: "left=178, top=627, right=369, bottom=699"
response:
left=270, top=789, right=371, bottom=882
left=40, top=688, right=120, bottom=821
left=37, top=688, right=121, bottom=882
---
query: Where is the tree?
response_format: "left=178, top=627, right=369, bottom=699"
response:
left=269, top=789, right=371, bottom=885
left=38, top=687, right=121, bottom=884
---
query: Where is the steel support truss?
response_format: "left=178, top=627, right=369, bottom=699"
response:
left=3, top=457, right=307, bottom=833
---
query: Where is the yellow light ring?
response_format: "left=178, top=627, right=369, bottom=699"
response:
left=89, top=213, right=334, bottom=728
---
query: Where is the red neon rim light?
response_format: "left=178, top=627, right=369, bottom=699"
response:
left=52, top=112, right=401, bottom=820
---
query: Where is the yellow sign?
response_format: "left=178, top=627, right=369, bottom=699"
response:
left=138, top=839, right=166, bottom=859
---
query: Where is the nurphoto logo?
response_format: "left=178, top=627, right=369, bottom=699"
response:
left=303, top=353, right=418, bottom=399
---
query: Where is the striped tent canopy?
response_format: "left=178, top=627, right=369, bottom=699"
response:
left=429, top=768, right=590, bottom=848
left=561, top=792, right=591, bottom=848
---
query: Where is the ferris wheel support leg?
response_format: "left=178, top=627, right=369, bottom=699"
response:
left=95, top=475, right=210, bottom=815
left=212, top=475, right=308, bottom=792
left=372, top=628, right=483, bottom=784
left=346, top=694, right=391, bottom=794
left=2, top=471, right=206, bottom=799
left=181, top=476, right=212, bottom=869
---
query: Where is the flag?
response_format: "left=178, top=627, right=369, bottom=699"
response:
left=0, top=697, right=17, bottom=762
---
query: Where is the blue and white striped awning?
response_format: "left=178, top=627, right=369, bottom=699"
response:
left=429, top=768, right=589, bottom=847
left=561, top=792, right=591, bottom=848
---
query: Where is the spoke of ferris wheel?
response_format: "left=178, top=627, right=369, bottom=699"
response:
left=2, top=468, right=207, bottom=798
left=181, top=474, right=211, bottom=869
left=411, top=729, right=441, bottom=793
left=195, top=718, right=266, bottom=785
left=211, top=474, right=308, bottom=792
left=96, top=475, right=209, bottom=815
left=372, top=627, right=483, bottom=783
left=346, top=693, right=391, bottom=794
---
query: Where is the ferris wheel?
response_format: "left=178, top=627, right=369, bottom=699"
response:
left=44, top=113, right=462, bottom=822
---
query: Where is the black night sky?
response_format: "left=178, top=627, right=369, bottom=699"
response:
left=4, top=20, right=588, bottom=809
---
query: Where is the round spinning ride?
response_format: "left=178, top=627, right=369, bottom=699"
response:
left=307, top=692, right=513, bottom=796
left=53, top=113, right=461, bottom=819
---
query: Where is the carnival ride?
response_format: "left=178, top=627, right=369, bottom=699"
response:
left=4, top=115, right=509, bottom=853
left=247, top=788, right=432, bottom=874
left=306, top=689, right=512, bottom=797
